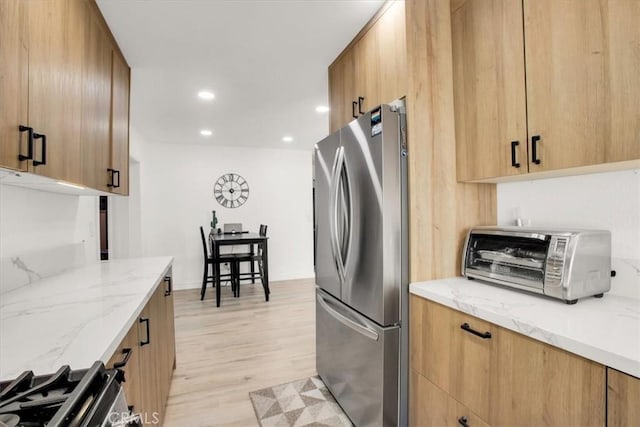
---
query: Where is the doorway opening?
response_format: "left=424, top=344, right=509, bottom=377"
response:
left=99, top=196, right=109, bottom=260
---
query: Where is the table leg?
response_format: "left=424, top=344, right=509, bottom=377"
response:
left=250, top=244, right=256, bottom=284
left=262, top=239, right=270, bottom=301
left=215, top=243, right=221, bottom=307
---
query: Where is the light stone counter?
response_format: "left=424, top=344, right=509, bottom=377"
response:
left=0, top=257, right=173, bottom=381
left=410, top=277, right=640, bottom=377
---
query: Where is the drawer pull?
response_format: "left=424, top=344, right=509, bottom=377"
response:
left=458, top=416, right=470, bottom=427
left=18, top=125, right=34, bottom=161
left=352, top=101, right=358, bottom=119
left=139, top=317, right=150, bottom=346
left=164, top=275, right=172, bottom=296
left=461, top=323, right=492, bottom=339
left=358, top=96, right=365, bottom=115
left=531, top=135, right=541, bottom=164
left=510, top=140, right=520, bottom=168
left=113, top=348, right=132, bottom=369
left=32, top=133, right=46, bottom=166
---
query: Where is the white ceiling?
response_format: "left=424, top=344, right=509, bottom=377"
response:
left=96, top=0, right=385, bottom=151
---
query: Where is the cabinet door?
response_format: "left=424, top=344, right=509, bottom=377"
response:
left=524, top=0, right=640, bottom=172
left=450, top=309, right=495, bottom=422
left=27, top=0, right=85, bottom=183
left=137, top=301, right=161, bottom=424
left=81, top=10, right=112, bottom=192
left=374, top=0, right=407, bottom=106
left=410, top=295, right=494, bottom=421
left=411, top=370, right=456, bottom=427
left=411, top=371, right=490, bottom=427
left=607, top=368, right=640, bottom=427
left=491, top=326, right=605, bottom=426
left=0, top=0, right=29, bottom=171
left=107, top=322, right=142, bottom=416
left=452, top=0, right=528, bottom=182
left=354, top=27, right=379, bottom=114
left=329, top=49, right=356, bottom=133
left=162, top=276, right=176, bottom=392
left=111, top=51, right=130, bottom=195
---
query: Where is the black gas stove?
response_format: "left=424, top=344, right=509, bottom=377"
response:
left=0, top=361, right=140, bottom=427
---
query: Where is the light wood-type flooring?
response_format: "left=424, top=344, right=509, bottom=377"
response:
left=163, top=278, right=317, bottom=427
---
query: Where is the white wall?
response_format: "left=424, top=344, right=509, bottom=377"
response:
left=139, top=142, right=314, bottom=289
left=497, top=169, right=640, bottom=298
left=0, top=185, right=99, bottom=294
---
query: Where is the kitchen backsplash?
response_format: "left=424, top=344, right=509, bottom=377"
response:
left=0, top=184, right=99, bottom=294
left=497, top=169, right=640, bottom=299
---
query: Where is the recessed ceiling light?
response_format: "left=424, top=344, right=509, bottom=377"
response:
left=315, top=106, right=330, bottom=113
left=198, top=91, right=215, bottom=100
left=282, top=136, right=293, bottom=143
left=200, top=129, right=213, bottom=136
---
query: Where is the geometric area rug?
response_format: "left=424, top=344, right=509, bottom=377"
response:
left=249, top=376, right=353, bottom=426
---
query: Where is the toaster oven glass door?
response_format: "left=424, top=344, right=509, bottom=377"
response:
left=465, top=234, right=550, bottom=289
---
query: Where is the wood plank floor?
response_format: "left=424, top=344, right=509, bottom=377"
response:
left=163, top=278, right=317, bottom=427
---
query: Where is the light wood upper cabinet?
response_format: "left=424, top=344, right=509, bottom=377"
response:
left=453, top=0, right=640, bottom=182
left=328, top=1, right=407, bottom=132
left=607, top=368, right=640, bottom=427
left=410, top=295, right=606, bottom=427
left=524, top=0, right=640, bottom=172
left=452, top=0, right=528, bottom=181
left=81, top=9, right=112, bottom=192
left=110, top=51, right=130, bottom=195
left=1, top=0, right=131, bottom=193
left=373, top=1, right=407, bottom=112
left=0, top=0, right=29, bottom=172
left=328, top=48, right=356, bottom=134
left=27, top=0, right=86, bottom=183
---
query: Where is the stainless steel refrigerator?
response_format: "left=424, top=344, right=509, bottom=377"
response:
left=313, top=101, right=408, bottom=427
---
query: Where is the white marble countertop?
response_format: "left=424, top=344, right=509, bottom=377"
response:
left=410, top=278, right=640, bottom=377
left=0, top=257, right=173, bottom=381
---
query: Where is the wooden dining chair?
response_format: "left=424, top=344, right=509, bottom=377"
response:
left=231, top=224, right=268, bottom=298
left=199, top=226, right=236, bottom=301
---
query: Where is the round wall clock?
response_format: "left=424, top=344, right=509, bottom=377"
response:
left=213, top=173, right=249, bottom=208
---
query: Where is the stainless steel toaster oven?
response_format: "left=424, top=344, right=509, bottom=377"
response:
left=462, top=226, right=611, bottom=304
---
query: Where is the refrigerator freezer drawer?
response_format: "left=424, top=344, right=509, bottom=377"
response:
left=316, top=289, right=399, bottom=427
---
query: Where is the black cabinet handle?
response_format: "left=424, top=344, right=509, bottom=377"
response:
left=18, top=125, right=34, bottom=161
left=510, top=141, right=520, bottom=168
left=358, top=96, right=365, bottom=115
left=164, top=275, right=172, bottom=296
left=32, top=133, right=46, bottom=166
left=107, top=168, right=121, bottom=188
left=352, top=101, right=358, bottom=119
left=139, top=317, right=150, bottom=346
left=531, top=135, right=541, bottom=164
left=458, top=416, right=470, bottom=427
left=113, top=348, right=133, bottom=369
left=461, top=323, right=492, bottom=339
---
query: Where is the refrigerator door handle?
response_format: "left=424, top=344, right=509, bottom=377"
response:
left=330, top=147, right=347, bottom=284
left=317, top=292, right=379, bottom=341
left=337, top=154, right=352, bottom=275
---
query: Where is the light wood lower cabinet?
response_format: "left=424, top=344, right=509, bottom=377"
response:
left=410, top=295, right=606, bottom=426
left=607, top=368, right=640, bottom=427
left=106, top=275, right=176, bottom=425
left=411, top=371, right=489, bottom=427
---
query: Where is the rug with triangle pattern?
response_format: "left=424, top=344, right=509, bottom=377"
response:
left=248, top=376, right=352, bottom=427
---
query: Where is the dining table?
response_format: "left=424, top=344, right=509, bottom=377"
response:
left=209, top=231, right=270, bottom=307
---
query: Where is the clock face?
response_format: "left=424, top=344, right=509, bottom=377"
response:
left=214, top=173, right=249, bottom=208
